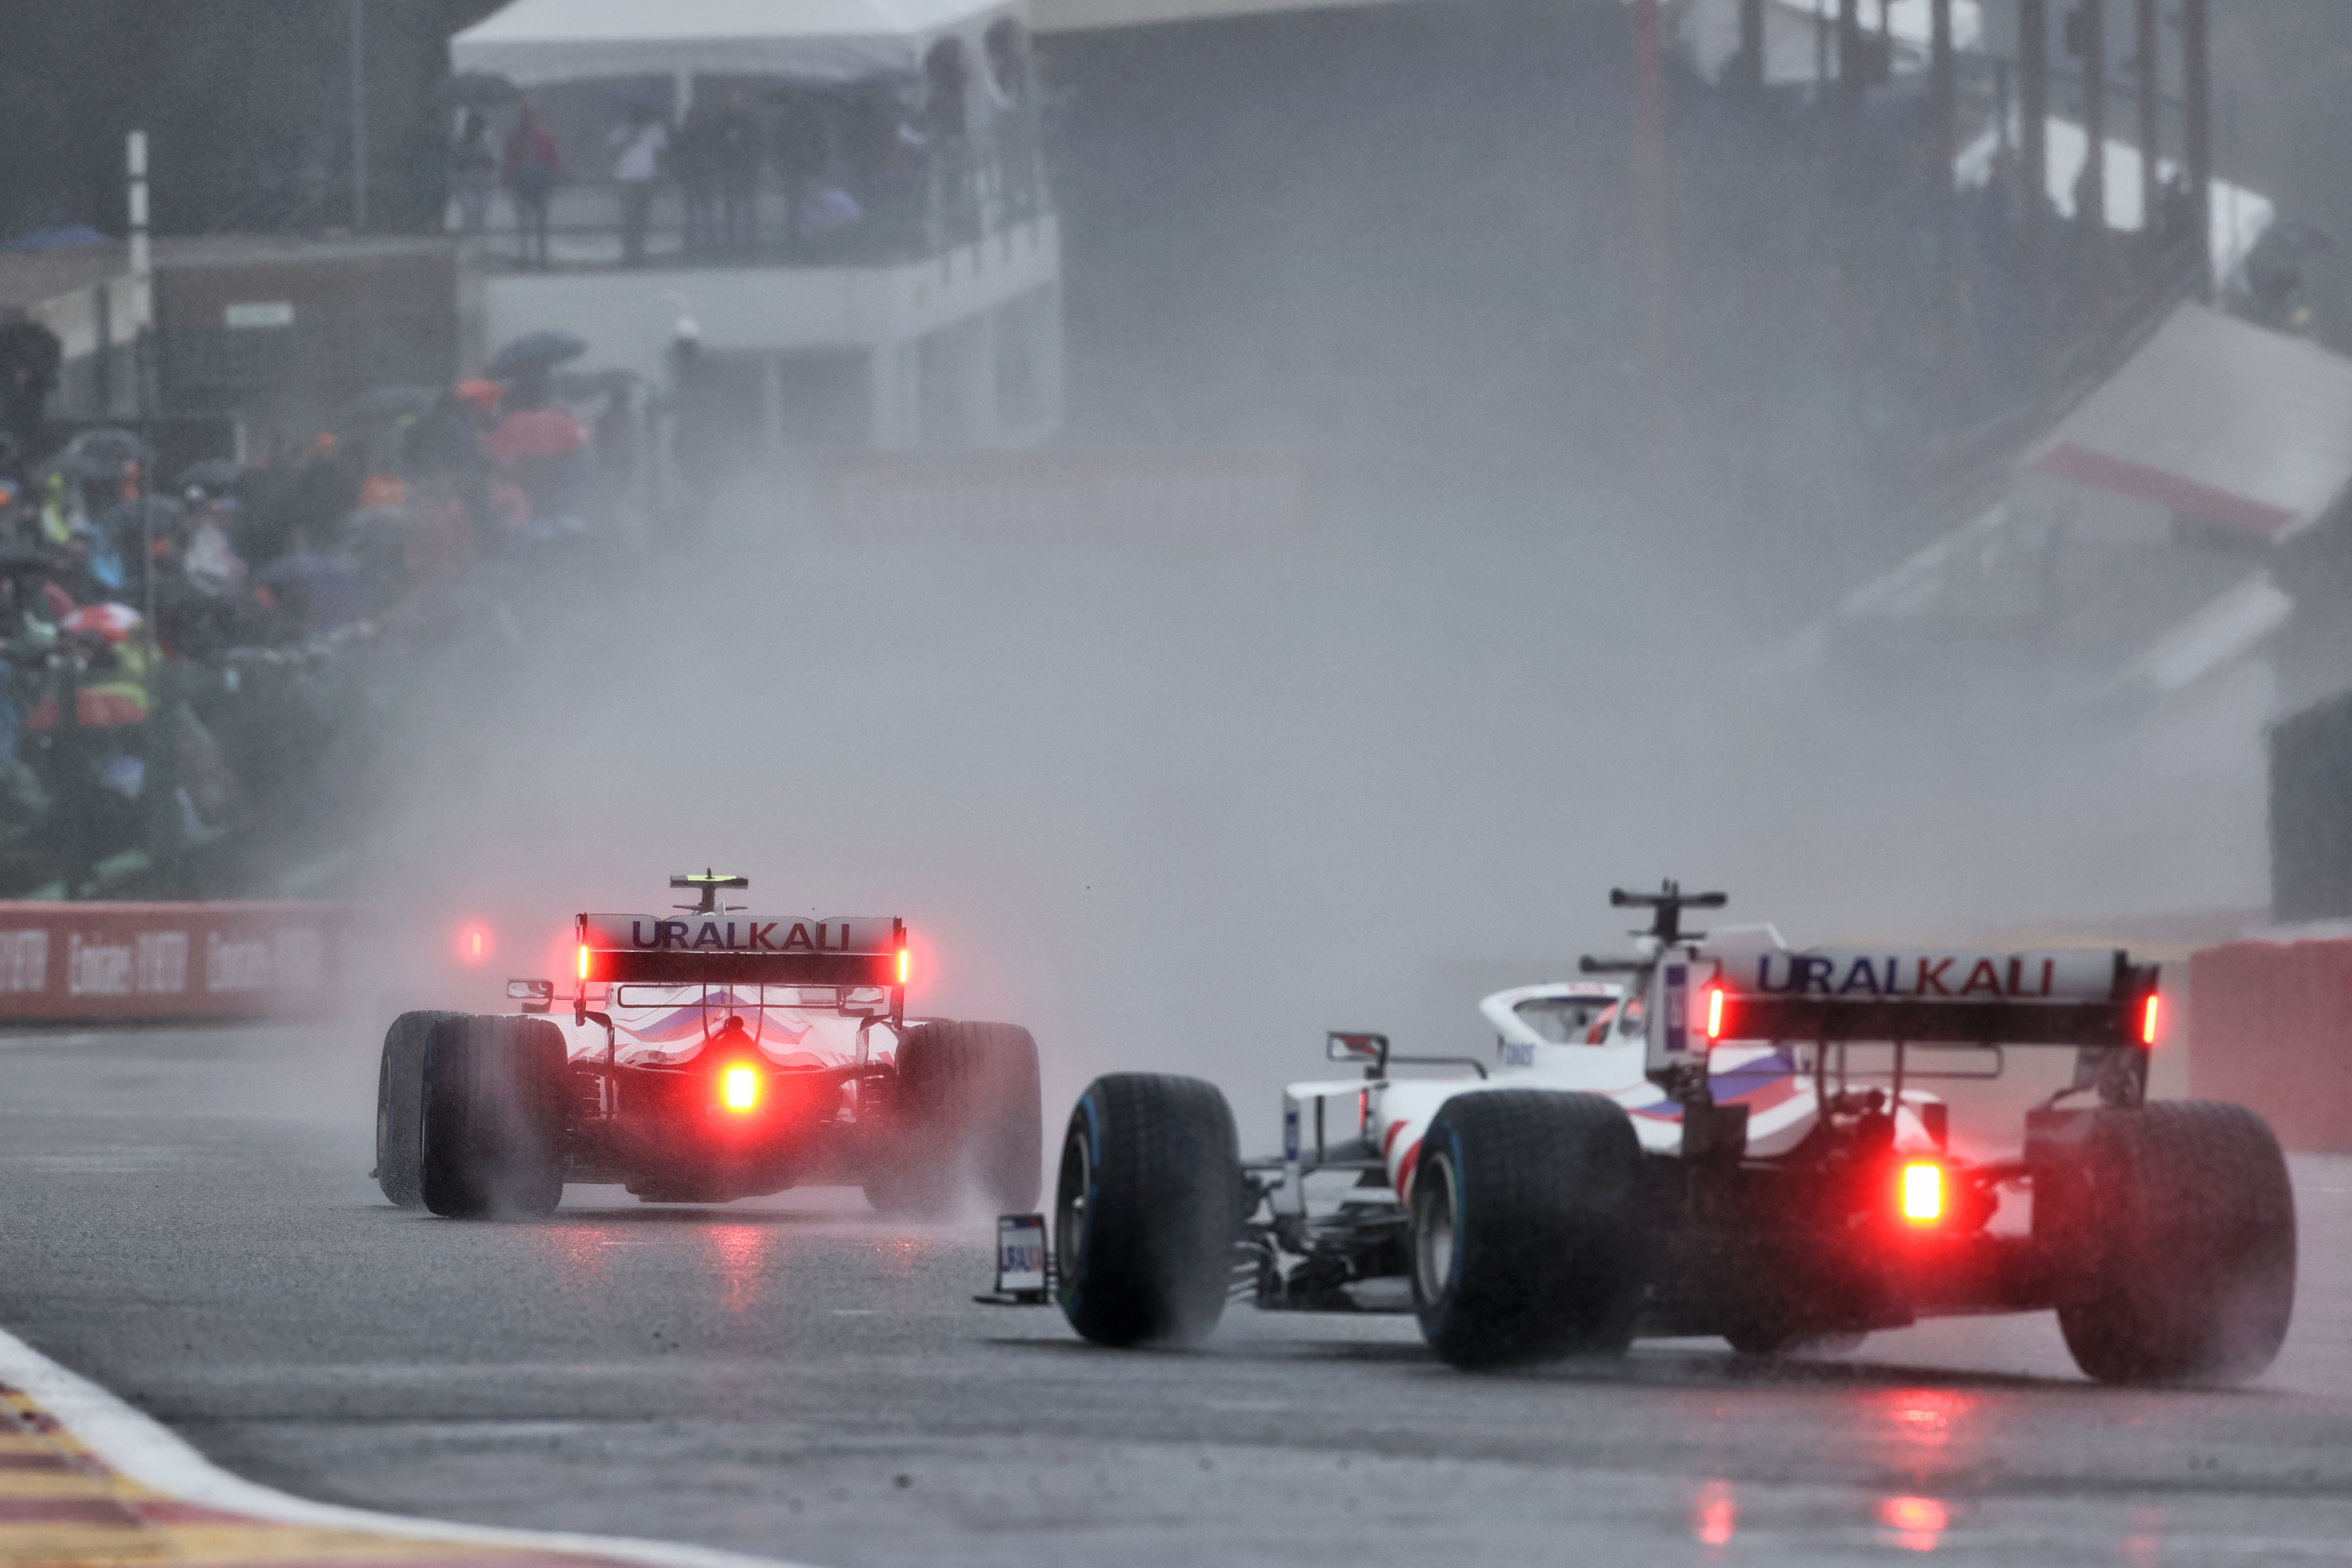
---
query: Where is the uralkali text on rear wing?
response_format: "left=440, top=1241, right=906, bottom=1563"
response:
left=576, top=913, right=907, bottom=989
left=1648, top=946, right=2162, bottom=1082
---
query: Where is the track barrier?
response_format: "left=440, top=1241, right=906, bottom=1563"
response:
left=0, top=900, right=347, bottom=1023
left=2188, top=936, right=2352, bottom=1152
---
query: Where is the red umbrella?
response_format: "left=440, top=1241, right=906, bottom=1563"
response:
left=483, top=407, right=589, bottom=462
left=61, top=603, right=143, bottom=644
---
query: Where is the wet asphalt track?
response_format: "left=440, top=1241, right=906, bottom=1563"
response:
left=3, top=1023, right=2352, bottom=1568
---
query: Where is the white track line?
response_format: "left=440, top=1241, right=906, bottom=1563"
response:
left=0, top=1322, right=826, bottom=1568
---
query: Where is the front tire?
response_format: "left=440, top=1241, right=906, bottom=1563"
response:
left=419, top=1014, right=568, bottom=1220
left=1056, top=1073, right=1240, bottom=1348
left=1411, top=1089, right=1646, bottom=1369
left=2045, top=1101, right=2295, bottom=1385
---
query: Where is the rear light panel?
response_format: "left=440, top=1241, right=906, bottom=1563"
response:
left=719, top=1063, right=763, bottom=1114
left=2141, top=992, right=2162, bottom=1046
left=1899, top=1161, right=1945, bottom=1225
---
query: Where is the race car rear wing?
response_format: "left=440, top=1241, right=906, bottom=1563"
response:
left=574, top=913, right=906, bottom=989
left=1647, top=946, right=2160, bottom=1087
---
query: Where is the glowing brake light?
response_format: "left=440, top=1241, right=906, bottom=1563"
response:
left=1900, top=1161, right=1945, bottom=1225
left=2141, top=992, right=2162, bottom=1047
left=895, top=946, right=910, bottom=985
left=576, top=943, right=591, bottom=981
left=720, top=1064, right=763, bottom=1113
left=1704, top=984, right=1725, bottom=1041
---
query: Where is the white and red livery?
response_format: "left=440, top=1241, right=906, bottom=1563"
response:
left=1040, top=883, right=2298, bottom=1386
left=373, top=871, right=1040, bottom=1219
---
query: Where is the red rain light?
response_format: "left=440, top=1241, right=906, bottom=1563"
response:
left=457, top=924, right=492, bottom=964
left=1900, top=1162, right=1945, bottom=1225
left=719, top=1063, right=763, bottom=1114
left=895, top=946, right=910, bottom=985
left=2141, top=992, right=2161, bottom=1047
left=576, top=943, right=591, bottom=981
left=1704, top=984, right=1725, bottom=1041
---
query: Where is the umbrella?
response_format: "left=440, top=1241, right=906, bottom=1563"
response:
left=44, top=428, right=156, bottom=486
left=484, top=331, right=589, bottom=381
left=339, top=385, right=440, bottom=424
left=61, top=603, right=143, bottom=644
left=255, top=552, right=344, bottom=588
left=551, top=368, right=640, bottom=399
left=178, top=458, right=243, bottom=494
left=439, top=71, right=521, bottom=111
left=43, top=451, right=127, bottom=487
left=483, top=407, right=590, bottom=462
left=61, top=429, right=155, bottom=469
left=2266, top=219, right=2339, bottom=258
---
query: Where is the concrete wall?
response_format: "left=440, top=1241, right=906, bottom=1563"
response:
left=479, top=217, right=1061, bottom=380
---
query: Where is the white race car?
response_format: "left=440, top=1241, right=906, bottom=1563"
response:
left=1039, top=883, right=2296, bottom=1384
left=373, top=871, right=1041, bottom=1219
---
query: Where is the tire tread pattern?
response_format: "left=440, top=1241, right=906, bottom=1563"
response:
left=1414, top=1089, right=1645, bottom=1369
left=1058, top=1072, right=1240, bottom=1348
left=375, top=1010, right=461, bottom=1208
left=418, top=1014, right=568, bottom=1220
left=866, top=1020, right=1043, bottom=1216
left=2051, top=1100, right=2296, bottom=1385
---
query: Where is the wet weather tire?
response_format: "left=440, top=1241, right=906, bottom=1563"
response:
left=375, top=1010, right=461, bottom=1208
left=418, top=1014, right=567, bottom=1220
left=1412, top=1090, right=1646, bottom=1369
left=866, top=1021, right=1042, bottom=1217
left=2046, top=1101, right=2295, bottom=1386
left=1056, top=1073, right=1240, bottom=1348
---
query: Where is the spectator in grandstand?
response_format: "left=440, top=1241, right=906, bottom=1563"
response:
left=502, top=101, right=562, bottom=268
left=711, top=91, right=764, bottom=252
left=609, top=101, right=670, bottom=267
left=676, top=98, right=720, bottom=254
left=771, top=89, right=828, bottom=252
left=450, top=111, right=498, bottom=235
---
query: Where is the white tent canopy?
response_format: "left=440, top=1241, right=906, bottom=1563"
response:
left=2027, top=302, right=2352, bottom=540
left=451, top=0, right=1025, bottom=88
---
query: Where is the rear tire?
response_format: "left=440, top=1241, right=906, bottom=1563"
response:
left=1411, top=1089, right=1646, bottom=1369
left=419, top=1014, right=568, bottom=1220
left=374, top=1010, right=460, bottom=1208
left=1055, top=1073, right=1240, bottom=1348
left=865, top=1020, right=1042, bottom=1217
left=2045, top=1101, right=2296, bottom=1385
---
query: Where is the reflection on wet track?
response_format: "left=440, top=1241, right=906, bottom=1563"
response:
left=4, top=1024, right=2352, bottom=1566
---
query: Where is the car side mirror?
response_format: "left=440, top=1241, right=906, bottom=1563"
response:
left=508, top=978, right=554, bottom=1013
left=1325, top=1031, right=1389, bottom=1077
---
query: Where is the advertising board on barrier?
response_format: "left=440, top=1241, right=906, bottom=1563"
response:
left=0, top=902, right=346, bottom=1022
